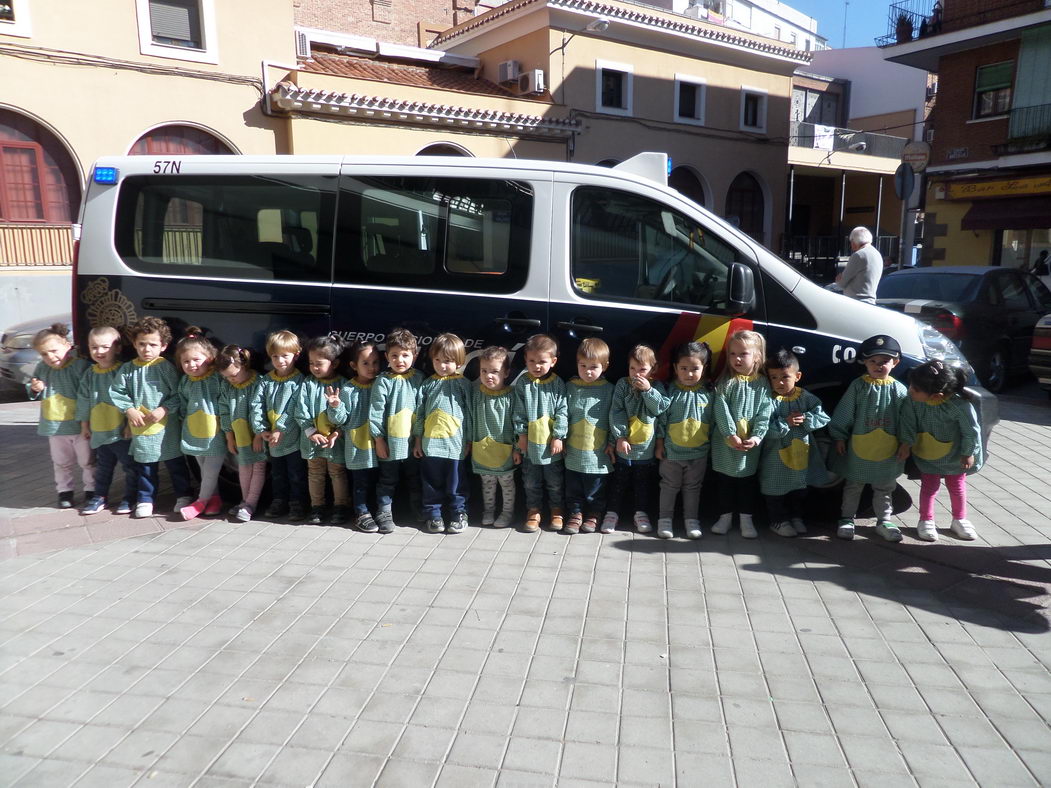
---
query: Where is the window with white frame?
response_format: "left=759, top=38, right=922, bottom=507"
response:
left=595, top=60, right=633, bottom=116
left=135, top=0, right=219, bottom=64
left=674, top=75, right=706, bottom=125
left=0, top=0, right=32, bottom=37
left=740, top=88, right=768, bottom=133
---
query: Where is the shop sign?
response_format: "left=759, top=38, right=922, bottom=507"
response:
left=947, top=176, right=1051, bottom=199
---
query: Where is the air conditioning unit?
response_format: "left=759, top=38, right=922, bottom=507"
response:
left=498, top=60, right=521, bottom=84
left=518, top=68, right=545, bottom=95
left=295, top=30, right=310, bottom=60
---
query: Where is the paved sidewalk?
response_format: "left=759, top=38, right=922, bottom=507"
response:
left=1, top=395, right=1050, bottom=786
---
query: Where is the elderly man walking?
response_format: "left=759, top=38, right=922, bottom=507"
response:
left=837, top=227, right=883, bottom=304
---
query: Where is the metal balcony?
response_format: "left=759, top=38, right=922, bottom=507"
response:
left=790, top=121, right=909, bottom=160
left=875, top=0, right=937, bottom=47
left=992, top=103, right=1051, bottom=154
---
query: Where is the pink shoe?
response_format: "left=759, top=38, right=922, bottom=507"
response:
left=204, top=495, right=223, bottom=516
left=180, top=499, right=207, bottom=521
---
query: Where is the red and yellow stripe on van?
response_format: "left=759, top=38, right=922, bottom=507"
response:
left=657, top=313, right=754, bottom=378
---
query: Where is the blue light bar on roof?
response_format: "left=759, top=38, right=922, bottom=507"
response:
left=93, top=167, right=118, bottom=184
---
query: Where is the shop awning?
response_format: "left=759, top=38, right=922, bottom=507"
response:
left=960, top=196, right=1051, bottom=230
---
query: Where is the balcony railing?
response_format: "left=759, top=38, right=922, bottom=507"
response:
left=877, top=0, right=1046, bottom=46
left=1009, top=103, right=1051, bottom=139
left=790, top=121, right=909, bottom=160
left=0, top=224, right=74, bottom=266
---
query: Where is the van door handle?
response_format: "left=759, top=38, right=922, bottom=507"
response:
left=557, top=320, right=604, bottom=333
left=495, top=317, right=541, bottom=328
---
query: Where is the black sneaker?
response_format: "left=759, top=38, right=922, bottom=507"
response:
left=375, top=510, right=396, bottom=534
left=306, top=506, right=325, bottom=525
left=264, top=499, right=288, bottom=518
left=80, top=495, right=107, bottom=516
left=427, top=518, right=445, bottom=534
left=330, top=506, right=350, bottom=525
left=58, top=491, right=75, bottom=509
left=354, top=513, right=379, bottom=533
left=446, top=511, right=468, bottom=534
left=287, top=502, right=307, bottom=522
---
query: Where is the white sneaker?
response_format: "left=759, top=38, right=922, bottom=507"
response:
left=684, top=519, right=702, bottom=539
left=634, top=512, right=652, bottom=533
left=791, top=517, right=807, bottom=535
left=174, top=496, right=194, bottom=511
left=481, top=509, right=496, bottom=527
left=711, top=513, right=733, bottom=535
left=600, top=511, right=618, bottom=534
left=875, top=520, right=903, bottom=543
left=739, top=514, right=758, bottom=539
left=916, top=519, right=938, bottom=542
left=493, top=511, right=513, bottom=529
left=770, top=520, right=797, bottom=538
left=656, top=518, right=673, bottom=539
left=134, top=502, right=153, bottom=519
left=950, top=518, right=977, bottom=540
left=836, top=519, right=855, bottom=540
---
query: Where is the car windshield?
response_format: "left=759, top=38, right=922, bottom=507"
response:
left=877, top=273, right=978, bottom=302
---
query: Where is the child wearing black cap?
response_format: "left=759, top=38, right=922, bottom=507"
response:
left=828, top=334, right=910, bottom=541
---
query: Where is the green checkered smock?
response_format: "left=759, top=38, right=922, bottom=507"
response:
left=759, top=388, right=830, bottom=496
left=219, top=372, right=267, bottom=466
left=178, top=369, right=225, bottom=458
left=513, top=372, right=567, bottom=465
left=296, top=375, right=346, bottom=462
left=249, top=370, right=304, bottom=459
left=828, top=374, right=908, bottom=485
left=711, top=374, right=773, bottom=478
left=610, top=378, right=668, bottom=462
left=76, top=362, right=127, bottom=448
left=470, top=382, right=515, bottom=475
left=109, top=358, right=183, bottom=463
left=899, top=393, right=983, bottom=476
left=327, top=379, right=377, bottom=471
left=658, top=382, right=713, bottom=462
left=413, top=374, right=472, bottom=460
left=30, top=355, right=90, bottom=437
left=565, top=377, right=614, bottom=474
left=369, top=369, right=424, bottom=462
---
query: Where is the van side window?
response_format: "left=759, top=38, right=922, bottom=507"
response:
left=115, top=175, right=335, bottom=282
left=336, top=176, right=531, bottom=293
left=571, top=186, right=739, bottom=311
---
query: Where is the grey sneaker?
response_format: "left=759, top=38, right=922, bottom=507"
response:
left=493, top=511, right=513, bottom=529
left=950, top=518, right=977, bottom=540
left=791, top=517, right=807, bottom=534
left=656, top=518, right=674, bottom=539
left=481, top=509, right=496, bottom=527
left=447, top=512, right=468, bottom=534
left=235, top=504, right=253, bottom=523
left=134, top=502, right=153, bottom=519
left=739, top=514, right=758, bottom=539
left=427, top=518, right=445, bottom=534
left=634, top=512, right=653, bottom=533
left=875, top=520, right=903, bottom=542
left=836, top=518, right=855, bottom=540
left=711, top=514, right=732, bottom=535
left=354, top=513, right=379, bottom=533
left=600, top=511, right=618, bottom=534
left=917, top=519, right=938, bottom=541
left=375, top=510, right=396, bottom=534
left=770, top=520, right=798, bottom=538
left=684, top=519, right=702, bottom=539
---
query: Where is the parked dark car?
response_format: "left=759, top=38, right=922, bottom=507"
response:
left=876, top=266, right=1051, bottom=392
left=1030, top=314, right=1051, bottom=397
left=0, top=314, right=72, bottom=396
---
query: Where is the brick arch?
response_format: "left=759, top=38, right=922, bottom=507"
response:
left=0, top=107, right=82, bottom=223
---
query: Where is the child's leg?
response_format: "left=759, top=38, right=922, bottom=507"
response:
left=565, top=470, right=584, bottom=515
left=137, top=462, right=159, bottom=504
left=944, top=473, right=967, bottom=520
left=72, top=434, right=96, bottom=493
left=270, top=455, right=289, bottom=502
left=238, top=464, right=253, bottom=503
left=521, top=460, right=544, bottom=511
left=449, top=459, right=469, bottom=515
left=351, top=468, right=374, bottom=515
left=918, top=473, right=941, bottom=522
left=681, top=459, right=706, bottom=523
left=306, top=457, right=328, bottom=508
left=786, top=488, right=807, bottom=521
left=716, top=471, right=736, bottom=516
left=870, top=479, right=896, bottom=522
left=113, top=440, right=138, bottom=506
left=196, top=455, right=224, bottom=501
left=542, top=462, right=564, bottom=512
left=329, top=462, right=350, bottom=507
left=765, top=493, right=789, bottom=524
left=480, top=474, right=498, bottom=522
left=496, top=472, right=516, bottom=527
left=404, top=456, right=423, bottom=519
left=608, top=461, right=630, bottom=516
left=164, top=456, right=193, bottom=499
left=376, top=460, right=400, bottom=512
left=631, top=461, right=654, bottom=512
left=582, top=472, right=606, bottom=516
left=658, top=459, right=683, bottom=521
left=736, top=475, right=758, bottom=515
left=245, top=461, right=266, bottom=509
left=840, top=481, right=865, bottom=519
left=93, top=443, right=118, bottom=502
left=48, top=435, right=77, bottom=494
left=286, top=451, right=308, bottom=509
left=419, top=456, right=445, bottom=521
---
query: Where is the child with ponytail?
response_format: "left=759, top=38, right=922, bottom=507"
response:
left=176, top=327, right=226, bottom=520
left=218, top=345, right=267, bottom=522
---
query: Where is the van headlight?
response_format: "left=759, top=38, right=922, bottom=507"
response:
left=916, top=320, right=974, bottom=378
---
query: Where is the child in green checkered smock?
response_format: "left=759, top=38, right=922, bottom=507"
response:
left=414, top=334, right=473, bottom=534
left=326, top=340, right=381, bottom=533
left=655, top=341, right=713, bottom=540
left=297, top=335, right=350, bottom=526
left=828, top=334, right=909, bottom=542
left=563, top=338, right=615, bottom=535
left=470, top=346, right=519, bottom=530
left=175, top=328, right=226, bottom=521
left=109, top=317, right=194, bottom=518
left=28, top=323, right=94, bottom=508
left=607, top=344, right=668, bottom=535
left=710, top=330, right=773, bottom=539
left=898, top=359, right=983, bottom=543
left=76, top=326, right=136, bottom=516
left=217, top=345, right=267, bottom=523
left=513, top=334, right=568, bottom=532
left=760, top=349, right=830, bottom=538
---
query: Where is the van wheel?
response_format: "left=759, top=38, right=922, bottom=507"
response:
left=980, top=345, right=1008, bottom=393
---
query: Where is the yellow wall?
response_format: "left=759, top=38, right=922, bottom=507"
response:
left=926, top=190, right=995, bottom=267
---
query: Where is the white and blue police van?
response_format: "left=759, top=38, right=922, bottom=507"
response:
left=74, top=153, right=997, bottom=443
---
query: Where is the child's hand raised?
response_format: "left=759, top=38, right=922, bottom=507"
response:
left=324, top=385, right=340, bottom=409
left=630, top=374, right=651, bottom=392
left=29, top=377, right=44, bottom=394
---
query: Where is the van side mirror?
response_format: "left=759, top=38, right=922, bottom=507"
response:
left=727, top=263, right=755, bottom=316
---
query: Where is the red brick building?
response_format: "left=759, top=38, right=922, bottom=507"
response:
left=881, top=0, right=1051, bottom=270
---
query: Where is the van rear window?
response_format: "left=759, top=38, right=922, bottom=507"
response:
left=115, top=175, right=336, bottom=282
left=336, top=176, right=532, bottom=293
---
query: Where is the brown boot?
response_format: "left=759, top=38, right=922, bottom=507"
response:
left=548, top=507, right=564, bottom=530
left=563, top=512, right=582, bottom=535
left=523, top=509, right=541, bottom=532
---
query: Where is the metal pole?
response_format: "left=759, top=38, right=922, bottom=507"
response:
left=898, top=190, right=908, bottom=270
left=838, top=170, right=846, bottom=258
left=875, top=175, right=883, bottom=244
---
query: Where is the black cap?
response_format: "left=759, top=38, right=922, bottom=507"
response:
left=859, top=334, right=901, bottom=359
